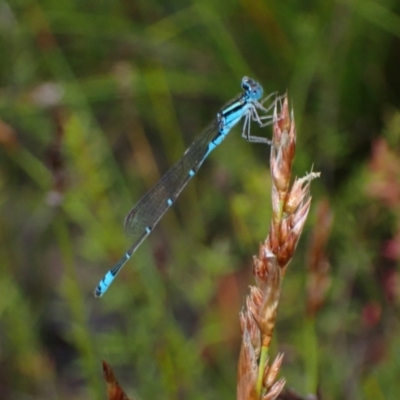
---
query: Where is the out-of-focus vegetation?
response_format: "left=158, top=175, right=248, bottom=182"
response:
left=0, top=0, right=400, bottom=399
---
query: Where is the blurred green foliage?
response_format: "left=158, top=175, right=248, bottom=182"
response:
left=0, top=0, right=400, bottom=399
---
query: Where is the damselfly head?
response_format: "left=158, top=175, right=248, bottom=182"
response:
left=241, top=76, right=263, bottom=101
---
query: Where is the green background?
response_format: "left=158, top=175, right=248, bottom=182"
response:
left=1, top=0, right=400, bottom=399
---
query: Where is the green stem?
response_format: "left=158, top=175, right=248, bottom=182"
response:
left=256, top=345, right=269, bottom=397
